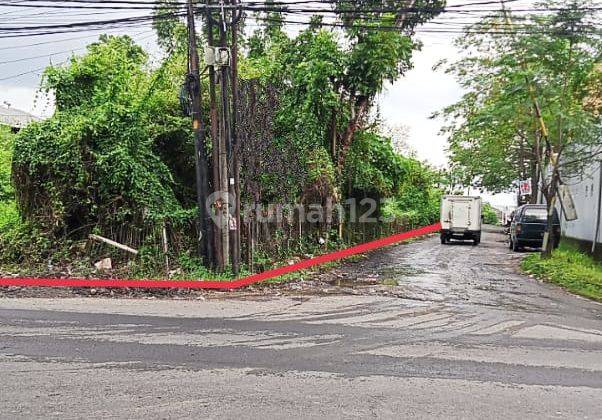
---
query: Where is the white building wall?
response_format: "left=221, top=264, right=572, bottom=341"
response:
left=559, top=160, right=602, bottom=247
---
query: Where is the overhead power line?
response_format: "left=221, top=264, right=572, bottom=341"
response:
left=0, top=59, right=68, bottom=81
left=248, top=11, right=601, bottom=35
left=0, top=30, right=155, bottom=65
left=0, top=31, right=156, bottom=81
left=0, top=0, right=599, bottom=69
left=0, top=27, right=153, bottom=50
left=0, top=3, right=598, bottom=38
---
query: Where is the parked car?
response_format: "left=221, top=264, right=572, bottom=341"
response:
left=440, top=196, right=482, bottom=245
left=509, top=204, right=560, bottom=252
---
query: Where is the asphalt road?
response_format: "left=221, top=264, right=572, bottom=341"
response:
left=0, top=229, right=601, bottom=419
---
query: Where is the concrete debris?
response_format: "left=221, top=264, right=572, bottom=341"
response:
left=94, top=258, right=112, bottom=271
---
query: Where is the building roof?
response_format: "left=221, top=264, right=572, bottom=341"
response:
left=0, top=105, right=41, bottom=129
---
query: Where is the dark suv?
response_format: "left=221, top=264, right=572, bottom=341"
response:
left=509, top=204, right=561, bottom=252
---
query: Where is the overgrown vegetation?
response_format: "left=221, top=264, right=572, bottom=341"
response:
left=13, top=36, right=189, bottom=235
left=482, top=203, right=499, bottom=225
left=0, top=126, right=18, bottom=232
left=0, top=126, right=13, bottom=201
left=1, top=3, right=445, bottom=278
left=522, top=244, right=602, bottom=302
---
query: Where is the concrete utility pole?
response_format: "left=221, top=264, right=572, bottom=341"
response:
left=230, top=0, right=241, bottom=275
left=187, top=0, right=213, bottom=266
left=218, top=1, right=231, bottom=269
left=206, top=0, right=224, bottom=270
left=205, top=0, right=241, bottom=273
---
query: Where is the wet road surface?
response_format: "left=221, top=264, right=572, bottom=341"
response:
left=0, top=228, right=601, bottom=418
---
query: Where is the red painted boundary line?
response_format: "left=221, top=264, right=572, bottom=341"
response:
left=0, top=223, right=441, bottom=290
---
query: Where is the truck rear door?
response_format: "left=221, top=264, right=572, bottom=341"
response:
left=451, top=200, right=470, bottom=230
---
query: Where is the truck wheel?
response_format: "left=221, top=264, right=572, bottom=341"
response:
left=473, top=236, right=480, bottom=246
left=440, top=234, right=447, bottom=245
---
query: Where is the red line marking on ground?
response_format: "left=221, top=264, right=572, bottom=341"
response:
left=0, top=223, right=441, bottom=290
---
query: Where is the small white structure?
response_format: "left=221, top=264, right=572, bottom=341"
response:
left=0, top=105, right=41, bottom=130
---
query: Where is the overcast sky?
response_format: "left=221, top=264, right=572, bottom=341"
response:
left=377, top=36, right=461, bottom=168
left=0, top=0, right=544, bottom=207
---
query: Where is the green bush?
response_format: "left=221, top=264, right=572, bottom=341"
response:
left=0, top=200, right=18, bottom=231
left=0, top=126, right=14, bottom=202
left=345, top=131, right=407, bottom=196
left=0, top=126, right=26, bottom=265
left=12, top=35, right=189, bottom=237
left=482, top=203, right=499, bottom=225
left=522, top=244, right=602, bottom=302
left=345, top=130, right=442, bottom=228
left=0, top=218, right=55, bottom=265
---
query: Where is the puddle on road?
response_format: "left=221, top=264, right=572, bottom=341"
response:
left=382, top=265, right=426, bottom=278
left=328, top=264, right=427, bottom=288
left=379, top=265, right=428, bottom=286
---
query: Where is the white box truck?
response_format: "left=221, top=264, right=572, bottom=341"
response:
left=440, top=196, right=482, bottom=245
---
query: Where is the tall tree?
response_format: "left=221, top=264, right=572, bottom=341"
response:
left=437, top=0, right=601, bottom=257
left=333, top=0, right=444, bottom=171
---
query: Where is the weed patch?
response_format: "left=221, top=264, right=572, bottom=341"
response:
left=522, top=244, right=602, bottom=302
